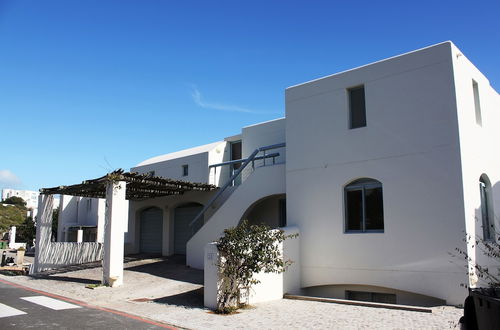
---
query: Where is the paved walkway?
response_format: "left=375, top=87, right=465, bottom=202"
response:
left=0, top=257, right=463, bottom=329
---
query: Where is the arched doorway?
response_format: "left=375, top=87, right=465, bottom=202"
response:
left=174, top=203, right=203, bottom=254
left=139, top=207, right=163, bottom=254
left=240, top=194, right=286, bottom=228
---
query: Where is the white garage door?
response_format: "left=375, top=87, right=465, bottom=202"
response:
left=140, top=207, right=163, bottom=254
left=174, top=204, right=203, bottom=255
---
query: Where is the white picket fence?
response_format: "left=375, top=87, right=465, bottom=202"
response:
left=34, top=242, right=103, bottom=273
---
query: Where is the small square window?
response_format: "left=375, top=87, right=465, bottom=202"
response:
left=348, top=85, right=366, bottom=129
left=182, top=165, right=189, bottom=176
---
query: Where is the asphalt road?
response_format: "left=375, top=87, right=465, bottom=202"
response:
left=0, top=280, right=176, bottom=329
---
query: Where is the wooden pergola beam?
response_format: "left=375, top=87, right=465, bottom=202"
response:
left=39, top=169, right=217, bottom=200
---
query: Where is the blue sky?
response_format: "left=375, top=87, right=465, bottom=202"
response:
left=1, top=0, right=499, bottom=192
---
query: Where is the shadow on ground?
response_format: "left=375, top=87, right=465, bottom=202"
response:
left=31, top=254, right=203, bottom=287
left=125, top=254, right=203, bottom=285
left=153, top=288, right=204, bottom=309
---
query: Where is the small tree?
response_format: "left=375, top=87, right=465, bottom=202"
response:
left=2, top=196, right=27, bottom=208
left=16, top=216, right=36, bottom=246
left=215, top=220, right=297, bottom=313
left=456, top=230, right=500, bottom=289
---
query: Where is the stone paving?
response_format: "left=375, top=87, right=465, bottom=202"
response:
left=0, top=256, right=463, bottom=329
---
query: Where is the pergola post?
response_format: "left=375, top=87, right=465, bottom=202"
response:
left=8, top=226, right=16, bottom=249
left=32, top=194, right=54, bottom=274
left=77, top=229, right=83, bottom=243
left=102, top=180, right=127, bottom=287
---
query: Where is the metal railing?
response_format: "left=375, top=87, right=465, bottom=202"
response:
left=189, top=142, right=285, bottom=231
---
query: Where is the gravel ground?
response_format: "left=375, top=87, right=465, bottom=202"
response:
left=0, top=257, right=463, bottom=330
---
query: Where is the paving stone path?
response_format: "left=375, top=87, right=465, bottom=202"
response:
left=0, top=257, right=463, bottom=330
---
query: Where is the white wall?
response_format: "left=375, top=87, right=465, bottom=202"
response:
left=1, top=189, right=39, bottom=209
left=58, top=195, right=105, bottom=242
left=208, top=142, right=228, bottom=186
left=285, top=42, right=467, bottom=305
left=451, top=43, right=500, bottom=288
left=242, top=118, right=286, bottom=167
left=133, top=142, right=227, bottom=185
left=133, top=152, right=210, bottom=183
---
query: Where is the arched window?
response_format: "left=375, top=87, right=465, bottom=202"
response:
left=479, top=175, right=494, bottom=241
left=344, top=178, right=384, bottom=232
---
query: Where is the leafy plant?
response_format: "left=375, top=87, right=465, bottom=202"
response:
left=215, top=220, right=297, bottom=314
left=16, top=217, right=35, bottom=245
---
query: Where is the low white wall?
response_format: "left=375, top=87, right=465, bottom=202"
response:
left=282, top=226, right=301, bottom=294
left=204, top=239, right=286, bottom=310
left=33, top=242, right=103, bottom=273
left=9, top=243, right=27, bottom=250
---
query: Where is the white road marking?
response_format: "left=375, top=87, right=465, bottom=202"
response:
left=21, top=296, right=81, bottom=310
left=0, top=303, right=27, bottom=318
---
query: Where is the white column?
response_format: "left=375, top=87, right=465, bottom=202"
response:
left=102, top=181, right=127, bottom=287
left=77, top=229, right=83, bottom=243
left=32, top=194, right=54, bottom=274
left=8, top=226, right=16, bottom=249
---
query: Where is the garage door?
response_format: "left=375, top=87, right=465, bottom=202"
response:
left=140, top=207, right=163, bottom=254
left=174, top=204, right=203, bottom=255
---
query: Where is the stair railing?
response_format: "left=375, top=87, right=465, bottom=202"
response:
left=189, top=142, right=285, bottom=232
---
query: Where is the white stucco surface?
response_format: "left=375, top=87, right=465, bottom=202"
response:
left=451, top=43, right=500, bottom=288
left=285, top=42, right=475, bottom=305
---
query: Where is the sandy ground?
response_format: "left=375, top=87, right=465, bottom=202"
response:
left=0, top=256, right=464, bottom=330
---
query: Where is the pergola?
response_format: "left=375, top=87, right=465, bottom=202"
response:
left=34, top=169, right=217, bottom=286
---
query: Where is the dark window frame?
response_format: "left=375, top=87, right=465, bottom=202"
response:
left=479, top=175, right=494, bottom=241
left=344, top=178, right=384, bottom=233
left=182, top=164, right=189, bottom=177
left=279, top=199, right=287, bottom=227
left=348, top=85, right=367, bottom=129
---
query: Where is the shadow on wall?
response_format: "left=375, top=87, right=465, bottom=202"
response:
left=239, top=194, right=286, bottom=229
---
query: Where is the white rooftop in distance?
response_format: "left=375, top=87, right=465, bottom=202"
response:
left=135, top=141, right=224, bottom=167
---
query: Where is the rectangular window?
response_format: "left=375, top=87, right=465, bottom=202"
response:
left=279, top=199, right=287, bottom=227
left=348, top=85, right=366, bottom=129
left=473, top=80, right=482, bottom=126
left=182, top=165, right=188, bottom=176
left=230, top=140, right=242, bottom=186
left=480, top=180, right=492, bottom=240
left=345, top=179, right=384, bottom=232
left=364, top=187, right=384, bottom=231
left=346, top=290, right=396, bottom=304
left=346, top=189, right=363, bottom=230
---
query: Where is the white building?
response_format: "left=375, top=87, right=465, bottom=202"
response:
left=2, top=189, right=39, bottom=209
left=55, top=41, right=499, bottom=307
